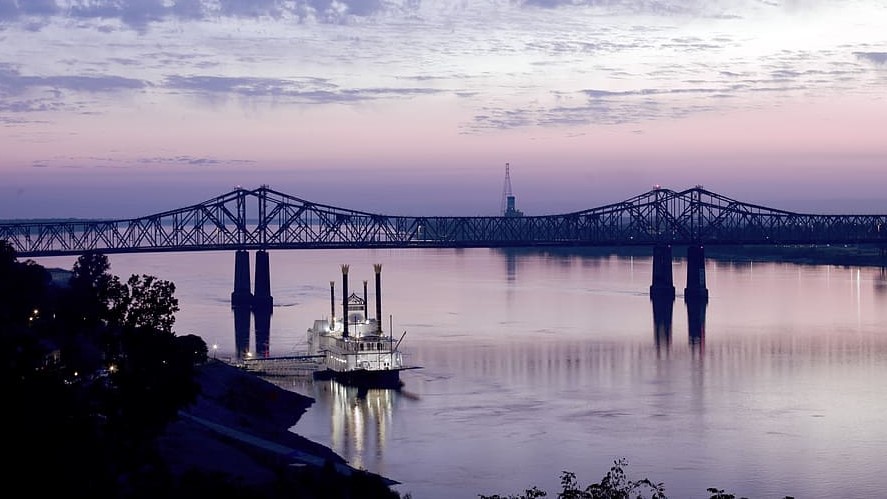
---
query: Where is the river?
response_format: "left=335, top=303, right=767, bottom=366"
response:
left=37, top=248, right=887, bottom=498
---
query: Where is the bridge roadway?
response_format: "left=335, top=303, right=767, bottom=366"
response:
left=3, top=185, right=887, bottom=302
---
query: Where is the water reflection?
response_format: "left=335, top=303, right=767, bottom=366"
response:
left=686, top=298, right=707, bottom=353
left=651, top=295, right=673, bottom=354
left=310, top=380, right=405, bottom=471
left=651, top=295, right=706, bottom=354
left=86, top=249, right=887, bottom=499
left=876, top=266, right=887, bottom=295
left=232, top=305, right=274, bottom=360
left=233, top=305, right=251, bottom=360
left=505, top=250, right=517, bottom=283
left=255, top=306, right=272, bottom=358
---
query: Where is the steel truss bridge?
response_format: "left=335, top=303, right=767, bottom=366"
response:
left=2, top=185, right=887, bottom=258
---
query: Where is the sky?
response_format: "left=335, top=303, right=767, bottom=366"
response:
left=1, top=0, right=886, bottom=219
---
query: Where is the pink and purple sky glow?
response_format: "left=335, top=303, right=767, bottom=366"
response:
left=1, top=1, right=886, bottom=219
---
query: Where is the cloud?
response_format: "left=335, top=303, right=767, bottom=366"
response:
left=0, top=0, right=408, bottom=30
left=0, top=64, right=146, bottom=95
left=28, top=154, right=259, bottom=169
left=163, top=74, right=442, bottom=104
left=516, top=0, right=742, bottom=17
left=0, top=63, right=146, bottom=117
left=854, top=52, right=887, bottom=66
left=136, top=155, right=257, bottom=167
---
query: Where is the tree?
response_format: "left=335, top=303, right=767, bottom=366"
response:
left=68, top=250, right=124, bottom=327
left=112, top=274, right=179, bottom=334
left=176, top=333, right=209, bottom=364
left=0, top=240, right=50, bottom=329
left=480, top=459, right=666, bottom=499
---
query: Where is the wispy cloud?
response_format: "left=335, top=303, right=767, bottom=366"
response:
left=1, top=0, right=885, bottom=134
left=1, top=0, right=410, bottom=30
left=0, top=63, right=146, bottom=94
left=29, top=154, right=258, bottom=169
left=854, top=52, right=887, bottom=66
left=163, top=74, right=443, bottom=104
left=136, top=155, right=257, bottom=167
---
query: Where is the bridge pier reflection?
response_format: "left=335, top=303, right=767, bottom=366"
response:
left=232, top=300, right=273, bottom=360
left=651, top=294, right=674, bottom=354
left=687, top=296, right=707, bottom=352
left=233, top=303, right=251, bottom=360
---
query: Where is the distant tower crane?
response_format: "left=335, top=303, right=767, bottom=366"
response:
left=500, top=162, right=524, bottom=217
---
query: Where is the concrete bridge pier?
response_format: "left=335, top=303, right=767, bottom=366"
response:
left=253, top=249, right=274, bottom=312
left=684, top=244, right=709, bottom=303
left=231, top=250, right=253, bottom=308
left=650, top=244, right=676, bottom=299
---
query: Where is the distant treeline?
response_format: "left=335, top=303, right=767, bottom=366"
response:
left=497, top=243, right=887, bottom=268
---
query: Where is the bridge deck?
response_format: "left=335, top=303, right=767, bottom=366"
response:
left=3, top=185, right=887, bottom=257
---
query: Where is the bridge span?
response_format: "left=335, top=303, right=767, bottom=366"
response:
left=3, top=185, right=886, bottom=304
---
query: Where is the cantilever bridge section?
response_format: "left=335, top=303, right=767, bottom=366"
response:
left=3, top=185, right=887, bottom=303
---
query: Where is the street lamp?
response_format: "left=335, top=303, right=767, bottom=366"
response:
left=212, top=344, right=218, bottom=359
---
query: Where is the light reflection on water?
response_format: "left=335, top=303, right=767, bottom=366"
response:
left=34, top=248, right=887, bottom=499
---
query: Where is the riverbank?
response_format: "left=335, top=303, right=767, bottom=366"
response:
left=155, top=360, right=399, bottom=497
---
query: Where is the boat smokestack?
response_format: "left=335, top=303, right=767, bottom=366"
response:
left=341, top=264, right=349, bottom=337
left=363, top=280, right=368, bottom=322
left=374, top=263, right=383, bottom=334
left=329, top=281, right=335, bottom=327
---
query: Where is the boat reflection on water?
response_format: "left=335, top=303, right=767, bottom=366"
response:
left=306, top=379, right=416, bottom=471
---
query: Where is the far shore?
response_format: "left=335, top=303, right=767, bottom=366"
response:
left=499, top=243, right=887, bottom=268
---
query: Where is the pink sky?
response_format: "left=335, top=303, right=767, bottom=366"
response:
left=1, top=1, right=886, bottom=218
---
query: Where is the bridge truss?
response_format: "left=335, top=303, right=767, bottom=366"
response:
left=3, top=186, right=887, bottom=257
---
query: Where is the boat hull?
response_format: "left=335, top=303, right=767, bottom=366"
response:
left=313, top=367, right=404, bottom=388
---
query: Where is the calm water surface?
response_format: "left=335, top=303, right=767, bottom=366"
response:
left=39, top=249, right=887, bottom=499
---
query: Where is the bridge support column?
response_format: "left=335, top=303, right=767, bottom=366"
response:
left=231, top=250, right=253, bottom=308
left=253, top=249, right=273, bottom=312
left=684, top=244, right=709, bottom=303
left=650, top=244, right=675, bottom=299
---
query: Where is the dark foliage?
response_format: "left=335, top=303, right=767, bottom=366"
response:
left=0, top=242, right=403, bottom=498
left=0, top=245, right=203, bottom=496
left=479, top=459, right=796, bottom=499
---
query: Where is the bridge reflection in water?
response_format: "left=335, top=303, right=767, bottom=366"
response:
left=232, top=304, right=273, bottom=361
left=651, top=295, right=707, bottom=355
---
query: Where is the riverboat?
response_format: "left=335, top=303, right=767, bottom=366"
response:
left=307, top=264, right=413, bottom=388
